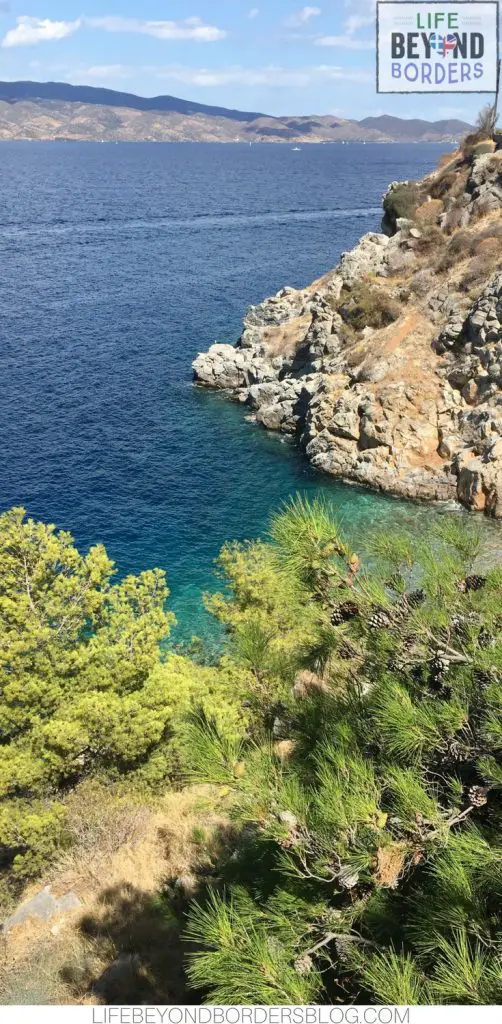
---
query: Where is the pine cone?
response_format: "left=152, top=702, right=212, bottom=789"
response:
left=468, top=785, right=489, bottom=808
left=432, top=650, right=451, bottom=676
left=459, top=575, right=487, bottom=593
left=451, top=614, right=471, bottom=641
left=445, top=740, right=470, bottom=764
left=406, top=589, right=426, bottom=608
left=474, top=669, right=495, bottom=691
left=294, top=954, right=314, bottom=976
left=393, top=599, right=409, bottom=623
left=338, top=641, right=359, bottom=660
left=330, top=601, right=359, bottom=625
left=440, top=740, right=470, bottom=766
left=478, top=628, right=494, bottom=649
left=368, top=606, right=393, bottom=630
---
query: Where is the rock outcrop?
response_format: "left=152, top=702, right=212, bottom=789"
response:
left=193, top=143, right=502, bottom=516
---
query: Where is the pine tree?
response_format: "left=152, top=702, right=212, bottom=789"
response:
left=0, top=509, right=251, bottom=889
left=184, top=498, right=502, bottom=1005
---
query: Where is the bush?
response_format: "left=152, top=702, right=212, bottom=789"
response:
left=383, top=181, right=421, bottom=228
left=338, top=282, right=401, bottom=332
left=412, top=225, right=446, bottom=259
left=414, top=199, right=444, bottom=226
left=462, top=130, right=496, bottom=162
left=438, top=229, right=472, bottom=270
left=471, top=225, right=501, bottom=252
left=439, top=221, right=502, bottom=274
left=475, top=103, right=497, bottom=136
left=429, top=172, right=458, bottom=200
left=460, top=241, right=500, bottom=292
left=409, top=268, right=436, bottom=297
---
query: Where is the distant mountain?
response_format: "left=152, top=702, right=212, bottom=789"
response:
left=0, top=80, right=264, bottom=123
left=0, top=82, right=474, bottom=144
left=359, top=114, right=473, bottom=141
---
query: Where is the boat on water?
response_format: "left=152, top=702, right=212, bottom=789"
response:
left=292, top=146, right=301, bottom=151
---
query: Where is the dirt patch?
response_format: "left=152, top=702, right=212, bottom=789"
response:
left=262, top=313, right=311, bottom=358
left=0, top=785, right=231, bottom=1005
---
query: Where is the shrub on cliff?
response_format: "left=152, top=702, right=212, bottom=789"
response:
left=185, top=499, right=502, bottom=1005
left=460, top=242, right=501, bottom=293
left=462, top=130, right=496, bottom=163
left=475, top=103, right=498, bottom=138
left=412, top=224, right=446, bottom=259
left=338, top=282, right=401, bottom=332
left=439, top=223, right=502, bottom=274
left=383, top=181, right=421, bottom=229
left=438, top=229, right=473, bottom=271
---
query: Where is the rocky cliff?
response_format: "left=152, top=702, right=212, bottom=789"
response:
left=193, top=138, right=502, bottom=516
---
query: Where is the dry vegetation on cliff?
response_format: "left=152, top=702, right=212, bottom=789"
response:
left=194, top=133, right=502, bottom=516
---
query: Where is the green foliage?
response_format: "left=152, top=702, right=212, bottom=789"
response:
left=3, top=498, right=502, bottom=1005
left=186, top=888, right=322, bottom=1004
left=338, top=282, right=401, bottom=332
left=181, top=709, right=246, bottom=786
left=0, top=509, right=243, bottom=880
left=185, top=499, right=502, bottom=1005
left=383, top=181, right=421, bottom=227
left=359, top=950, right=429, bottom=1005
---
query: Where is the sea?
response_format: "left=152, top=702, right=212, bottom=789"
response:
left=1, top=140, right=499, bottom=649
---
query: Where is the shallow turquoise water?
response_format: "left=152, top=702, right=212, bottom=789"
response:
left=1, top=140, right=500, bottom=649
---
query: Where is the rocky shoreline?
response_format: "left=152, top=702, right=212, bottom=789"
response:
left=193, top=141, right=502, bottom=516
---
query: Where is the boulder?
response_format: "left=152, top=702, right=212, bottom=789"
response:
left=193, top=344, right=249, bottom=389
left=457, top=440, right=502, bottom=514
left=2, top=886, right=81, bottom=934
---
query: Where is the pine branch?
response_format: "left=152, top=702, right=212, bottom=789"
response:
left=304, top=931, right=376, bottom=957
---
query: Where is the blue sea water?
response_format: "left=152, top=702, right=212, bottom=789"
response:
left=1, top=140, right=496, bottom=647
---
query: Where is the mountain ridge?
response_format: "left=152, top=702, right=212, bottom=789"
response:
left=0, top=81, right=474, bottom=143
left=0, top=79, right=265, bottom=122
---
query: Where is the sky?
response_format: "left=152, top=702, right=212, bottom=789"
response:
left=0, top=1, right=496, bottom=121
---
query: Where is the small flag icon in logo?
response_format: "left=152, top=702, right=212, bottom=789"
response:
left=429, top=33, right=457, bottom=58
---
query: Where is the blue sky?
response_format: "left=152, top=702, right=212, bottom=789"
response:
left=0, top=1, right=494, bottom=121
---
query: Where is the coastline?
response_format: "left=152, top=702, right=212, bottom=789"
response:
left=193, top=142, right=502, bottom=517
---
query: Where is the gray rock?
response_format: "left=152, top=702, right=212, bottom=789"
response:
left=256, top=403, right=290, bottom=431
left=3, top=886, right=81, bottom=933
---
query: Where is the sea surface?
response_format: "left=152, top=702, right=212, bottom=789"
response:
left=1, top=141, right=499, bottom=648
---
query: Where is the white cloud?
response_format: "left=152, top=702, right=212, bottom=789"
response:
left=2, top=15, right=82, bottom=47
left=87, top=16, right=227, bottom=42
left=344, top=14, right=374, bottom=33
left=248, top=8, right=260, bottom=19
left=155, top=64, right=372, bottom=88
left=344, top=0, right=376, bottom=10
left=1, top=14, right=227, bottom=48
left=315, top=35, right=374, bottom=50
left=84, top=64, right=134, bottom=80
left=317, top=1, right=375, bottom=51
left=437, top=106, right=467, bottom=119
left=285, top=6, right=321, bottom=28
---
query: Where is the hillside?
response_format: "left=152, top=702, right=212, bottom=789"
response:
left=194, top=135, right=502, bottom=517
left=0, top=79, right=264, bottom=122
left=359, top=114, right=474, bottom=142
left=0, top=81, right=472, bottom=143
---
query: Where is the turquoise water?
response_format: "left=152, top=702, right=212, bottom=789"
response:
left=1, top=141, right=500, bottom=649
